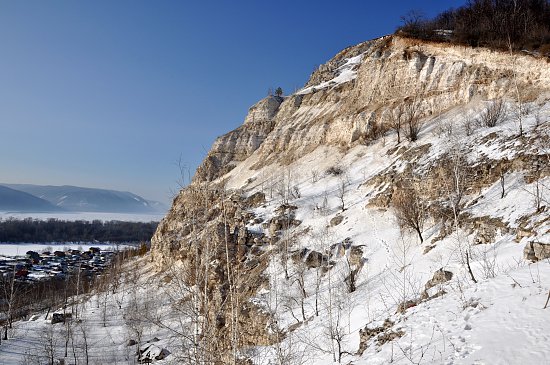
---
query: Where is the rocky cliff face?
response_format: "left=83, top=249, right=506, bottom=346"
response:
left=151, top=34, right=550, bottom=364
left=190, top=35, right=550, bottom=185
left=194, top=95, right=283, bottom=182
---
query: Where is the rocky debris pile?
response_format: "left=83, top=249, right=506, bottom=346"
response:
left=358, top=319, right=405, bottom=355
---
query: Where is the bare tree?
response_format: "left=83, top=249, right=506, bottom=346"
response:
left=77, top=319, right=91, bottom=365
left=337, top=175, right=350, bottom=212
left=403, top=89, right=424, bottom=142
left=381, top=234, right=422, bottom=313
left=386, top=103, right=406, bottom=144
left=1, top=266, right=18, bottom=341
left=41, top=324, right=60, bottom=365
left=392, top=178, right=427, bottom=243
left=323, top=268, right=356, bottom=363
left=508, top=36, right=525, bottom=137
left=450, top=152, right=477, bottom=284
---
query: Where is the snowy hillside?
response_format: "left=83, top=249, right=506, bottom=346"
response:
left=2, top=98, right=546, bottom=365
left=227, top=102, right=550, bottom=365
left=1, top=35, right=549, bottom=365
left=150, top=34, right=550, bottom=364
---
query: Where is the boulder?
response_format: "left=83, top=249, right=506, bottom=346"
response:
left=330, top=215, right=344, bottom=226
left=305, top=250, right=325, bottom=268
left=425, top=268, right=453, bottom=291
left=245, top=192, right=266, bottom=208
left=524, top=241, right=550, bottom=261
left=51, top=312, right=72, bottom=324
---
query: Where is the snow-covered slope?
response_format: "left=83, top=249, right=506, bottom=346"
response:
left=1, top=35, right=549, bottom=365
left=149, top=34, right=550, bottom=364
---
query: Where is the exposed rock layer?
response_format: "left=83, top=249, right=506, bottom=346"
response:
left=151, top=34, right=550, bottom=363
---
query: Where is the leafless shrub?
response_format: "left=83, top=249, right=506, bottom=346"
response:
left=311, top=169, right=320, bottom=183
left=392, top=179, right=428, bottom=243
left=326, top=166, right=343, bottom=176
left=478, top=245, right=498, bottom=279
left=337, top=175, right=350, bottom=212
left=435, top=119, right=454, bottom=138
left=461, top=116, right=476, bottom=136
left=291, top=185, right=301, bottom=200
left=480, top=99, right=506, bottom=128
left=385, top=102, right=406, bottom=144
left=403, top=92, right=424, bottom=142
left=363, top=118, right=390, bottom=143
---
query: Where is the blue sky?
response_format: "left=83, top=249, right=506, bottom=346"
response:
left=0, top=0, right=464, bottom=204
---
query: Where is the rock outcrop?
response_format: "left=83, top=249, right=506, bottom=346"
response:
left=186, top=35, right=550, bottom=183
left=194, top=95, right=283, bottom=182
left=151, top=34, right=550, bottom=363
left=524, top=241, right=550, bottom=261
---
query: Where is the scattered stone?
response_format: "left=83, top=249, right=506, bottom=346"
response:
left=245, top=192, right=266, bottom=208
left=516, top=228, right=534, bottom=241
left=51, top=312, right=72, bottom=325
left=330, top=215, right=344, bottom=227
left=304, top=250, right=326, bottom=269
left=423, top=245, right=435, bottom=254
left=425, top=269, right=453, bottom=290
left=138, top=343, right=170, bottom=363
left=396, top=299, right=419, bottom=314
left=349, top=246, right=364, bottom=267
left=358, top=319, right=405, bottom=354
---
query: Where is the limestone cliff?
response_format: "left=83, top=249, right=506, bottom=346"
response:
left=194, top=95, right=283, bottom=182
left=188, top=36, right=550, bottom=186
left=150, top=34, right=550, bottom=364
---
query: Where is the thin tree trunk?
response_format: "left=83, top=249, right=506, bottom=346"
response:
left=501, top=173, right=505, bottom=199
left=465, top=251, right=477, bottom=283
left=415, top=227, right=424, bottom=243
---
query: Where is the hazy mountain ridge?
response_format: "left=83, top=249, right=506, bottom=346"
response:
left=0, top=184, right=168, bottom=214
left=0, top=185, right=61, bottom=212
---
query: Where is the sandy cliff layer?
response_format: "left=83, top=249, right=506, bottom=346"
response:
left=191, top=35, right=550, bottom=185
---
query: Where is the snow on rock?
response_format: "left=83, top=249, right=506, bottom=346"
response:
left=297, top=54, right=364, bottom=95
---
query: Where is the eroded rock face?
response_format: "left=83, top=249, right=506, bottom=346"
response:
left=358, top=319, right=404, bottom=355
left=524, top=242, right=550, bottom=261
left=195, top=95, right=283, bottom=182
left=193, top=35, right=550, bottom=185
left=243, top=95, right=283, bottom=125
left=150, top=185, right=275, bottom=359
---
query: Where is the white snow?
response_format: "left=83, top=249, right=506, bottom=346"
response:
left=297, top=54, right=363, bottom=95
left=226, top=99, right=550, bottom=365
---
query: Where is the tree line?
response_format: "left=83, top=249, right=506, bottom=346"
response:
left=398, top=0, right=550, bottom=54
left=0, top=218, right=158, bottom=243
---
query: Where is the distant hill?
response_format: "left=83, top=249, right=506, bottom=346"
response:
left=0, top=184, right=168, bottom=214
left=0, top=185, right=61, bottom=212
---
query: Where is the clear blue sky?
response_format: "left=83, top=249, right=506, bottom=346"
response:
left=0, top=0, right=464, bottom=204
